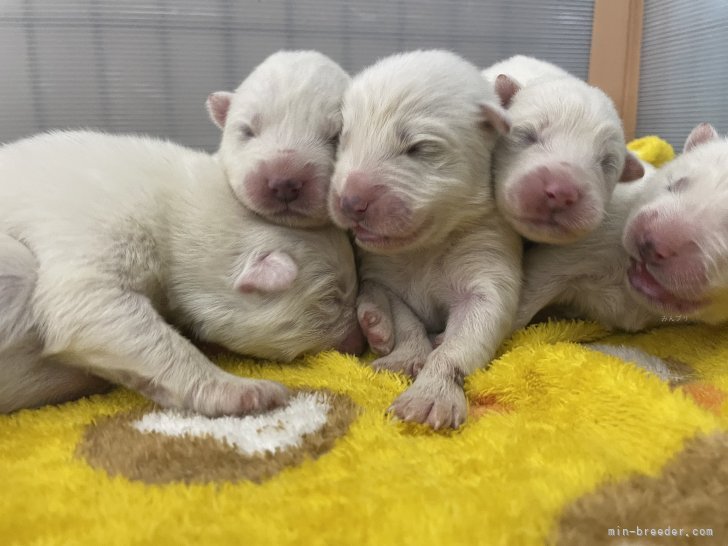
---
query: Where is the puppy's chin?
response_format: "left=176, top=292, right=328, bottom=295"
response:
left=627, top=259, right=706, bottom=316
left=511, top=217, right=591, bottom=245
left=352, top=219, right=433, bottom=255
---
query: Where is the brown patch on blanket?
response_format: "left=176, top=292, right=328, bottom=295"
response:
left=551, top=433, right=728, bottom=545
left=679, top=383, right=727, bottom=416
left=77, top=390, right=357, bottom=485
left=469, top=394, right=514, bottom=418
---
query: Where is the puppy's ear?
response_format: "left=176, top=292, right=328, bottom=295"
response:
left=494, top=74, right=521, bottom=108
left=206, top=91, right=235, bottom=129
left=234, top=251, right=299, bottom=293
left=683, top=122, right=719, bottom=153
left=618, top=151, right=645, bottom=182
left=479, top=102, right=511, bottom=136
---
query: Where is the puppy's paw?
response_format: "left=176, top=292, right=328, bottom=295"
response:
left=358, top=302, right=394, bottom=355
left=198, top=378, right=290, bottom=417
left=371, top=352, right=425, bottom=378
left=388, top=375, right=467, bottom=430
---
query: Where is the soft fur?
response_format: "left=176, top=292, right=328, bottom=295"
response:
left=482, top=55, right=643, bottom=244
left=0, top=131, right=360, bottom=414
left=329, top=50, right=522, bottom=429
left=516, top=123, right=728, bottom=331
left=208, top=51, right=350, bottom=228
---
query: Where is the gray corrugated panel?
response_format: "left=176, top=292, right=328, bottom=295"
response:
left=637, top=0, right=728, bottom=150
left=0, top=0, right=594, bottom=151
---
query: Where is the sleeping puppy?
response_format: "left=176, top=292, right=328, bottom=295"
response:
left=329, top=50, right=522, bottom=429
left=207, top=50, right=350, bottom=228
left=482, top=55, right=644, bottom=244
left=0, top=131, right=361, bottom=414
left=516, top=123, right=728, bottom=331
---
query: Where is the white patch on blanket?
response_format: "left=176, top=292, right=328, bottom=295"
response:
left=132, top=391, right=331, bottom=456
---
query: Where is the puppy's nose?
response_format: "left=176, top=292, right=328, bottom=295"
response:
left=544, top=179, right=579, bottom=209
left=268, top=178, right=302, bottom=203
left=341, top=194, right=369, bottom=221
left=638, top=238, right=676, bottom=265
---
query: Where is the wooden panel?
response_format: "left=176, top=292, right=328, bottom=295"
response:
left=588, top=0, right=644, bottom=141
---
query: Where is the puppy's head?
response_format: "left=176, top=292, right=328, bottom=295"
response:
left=208, top=51, right=350, bottom=228
left=622, top=123, right=728, bottom=322
left=328, top=50, right=509, bottom=254
left=492, top=75, right=643, bottom=244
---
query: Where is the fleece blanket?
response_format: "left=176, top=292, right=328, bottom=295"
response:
left=2, top=138, right=726, bottom=545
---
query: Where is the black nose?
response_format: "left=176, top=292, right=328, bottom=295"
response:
left=341, top=195, right=368, bottom=221
left=268, top=178, right=302, bottom=203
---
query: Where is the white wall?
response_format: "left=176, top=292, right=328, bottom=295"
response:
left=637, top=0, right=728, bottom=150
left=0, top=0, right=594, bottom=150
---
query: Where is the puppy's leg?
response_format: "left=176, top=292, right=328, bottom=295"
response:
left=0, top=233, right=38, bottom=349
left=514, top=250, right=570, bottom=330
left=371, top=294, right=432, bottom=378
left=35, top=274, right=288, bottom=416
left=390, top=274, right=520, bottom=430
left=357, top=280, right=395, bottom=355
left=0, top=346, right=111, bottom=413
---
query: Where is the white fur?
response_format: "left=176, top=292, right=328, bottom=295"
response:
left=0, top=131, right=359, bottom=414
left=483, top=55, right=632, bottom=244
left=133, top=391, right=331, bottom=456
left=211, top=51, right=350, bottom=227
left=330, top=50, right=522, bottom=429
left=516, top=129, right=728, bottom=331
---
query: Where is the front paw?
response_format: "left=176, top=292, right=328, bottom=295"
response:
left=197, top=378, right=290, bottom=417
left=371, top=352, right=426, bottom=378
left=358, top=302, right=395, bottom=356
left=388, top=375, right=467, bottom=430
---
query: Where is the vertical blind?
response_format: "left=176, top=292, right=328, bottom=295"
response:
left=637, top=0, right=728, bottom=150
left=0, top=0, right=594, bottom=151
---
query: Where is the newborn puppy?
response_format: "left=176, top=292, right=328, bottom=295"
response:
left=207, top=50, right=350, bottom=227
left=516, top=123, right=728, bottom=331
left=0, top=131, right=361, bottom=414
left=482, top=55, right=644, bottom=244
left=330, top=50, right=522, bottom=429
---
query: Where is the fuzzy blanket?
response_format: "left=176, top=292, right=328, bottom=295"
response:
left=2, top=319, right=727, bottom=545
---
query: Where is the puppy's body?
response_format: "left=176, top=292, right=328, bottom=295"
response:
left=483, top=55, right=643, bottom=244
left=0, top=131, right=359, bottom=413
left=208, top=51, right=350, bottom=228
left=330, top=51, right=521, bottom=429
left=517, top=123, right=728, bottom=331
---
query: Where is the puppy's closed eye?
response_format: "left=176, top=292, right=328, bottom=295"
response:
left=239, top=124, right=256, bottom=140
left=402, top=140, right=443, bottom=160
left=667, top=177, right=689, bottom=193
left=510, top=127, right=539, bottom=147
left=599, top=154, right=619, bottom=174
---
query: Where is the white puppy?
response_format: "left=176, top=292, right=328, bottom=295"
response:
left=482, top=55, right=644, bottom=244
left=0, top=131, right=361, bottom=414
left=329, top=50, right=522, bottom=429
left=516, top=123, right=728, bottom=331
left=207, top=51, right=350, bottom=228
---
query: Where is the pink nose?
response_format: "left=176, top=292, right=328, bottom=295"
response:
left=341, top=194, right=369, bottom=221
left=336, top=324, right=366, bottom=355
left=638, top=238, right=677, bottom=265
left=268, top=178, right=303, bottom=203
left=544, top=178, right=579, bottom=209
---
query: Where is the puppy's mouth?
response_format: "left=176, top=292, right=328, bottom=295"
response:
left=256, top=201, right=329, bottom=227
left=514, top=215, right=592, bottom=244
left=627, top=259, right=705, bottom=315
left=352, top=223, right=423, bottom=252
